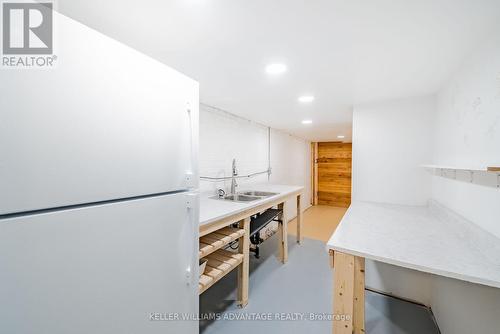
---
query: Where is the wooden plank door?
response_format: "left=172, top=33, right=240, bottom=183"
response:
left=316, top=142, right=352, bottom=207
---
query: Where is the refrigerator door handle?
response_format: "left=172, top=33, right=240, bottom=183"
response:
left=185, top=102, right=196, bottom=189
left=185, top=192, right=199, bottom=286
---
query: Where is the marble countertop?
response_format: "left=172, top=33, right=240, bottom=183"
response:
left=200, top=183, right=303, bottom=226
left=327, top=200, right=500, bottom=289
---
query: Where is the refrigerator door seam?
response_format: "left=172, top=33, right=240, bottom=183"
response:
left=0, top=189, right=189, bottom=220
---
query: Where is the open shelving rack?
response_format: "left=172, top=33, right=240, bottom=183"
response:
left=198, top=226, right=246, bottom=294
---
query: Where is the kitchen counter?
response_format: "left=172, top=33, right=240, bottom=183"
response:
left=327, top=200, right=500, bottom=288
left=326, top=200, right=500, bottom=333
left=200, top=183, right=304, bottom=226
left=198, top=183, right=304, bottom=307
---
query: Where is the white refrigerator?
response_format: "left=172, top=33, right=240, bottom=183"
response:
left=0, top=13, right=199, bottom=334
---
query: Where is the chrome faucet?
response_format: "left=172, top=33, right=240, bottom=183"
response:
left=230, top=158, right=238, bottom=194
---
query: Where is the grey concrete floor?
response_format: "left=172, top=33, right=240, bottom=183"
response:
left=200, top=234, right=440, bottom=334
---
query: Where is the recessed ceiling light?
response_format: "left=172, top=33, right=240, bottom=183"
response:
left=302, top=120, right=312, bottom=124
left=337, top=135, right=345, bottom=139
left=298, top=95, right=315, bottom=103
left=265, top=63, right=287, bottom=75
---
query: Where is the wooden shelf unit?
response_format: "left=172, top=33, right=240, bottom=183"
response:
left=199, top=249, right=244, bottom=294
left=199, top=227, right=245, bottom=258
left=198, top=226, right=247, bottom=295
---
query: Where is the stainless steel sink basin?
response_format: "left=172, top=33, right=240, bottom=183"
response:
left=224, top=194, right=261, bottom=202
left=211, top=194, right=261, bottom=202
left=239, top=191, right=278, bottom=197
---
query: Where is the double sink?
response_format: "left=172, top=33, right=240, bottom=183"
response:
left=213, top=191, right=278, bottom=203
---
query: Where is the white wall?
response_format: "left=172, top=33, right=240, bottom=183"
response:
left=429, top=33, right=500, bottom=334
left=352, top=96, right=435, bottom=206
left=352, top=96, right=436, bottom=305
left=199, top=104, right=311, bottom=219
left=269, top=129, right=312, bottom=219
left=431, top=36, right=500, bottom=239
left=199, top=104, right=269, bottom=193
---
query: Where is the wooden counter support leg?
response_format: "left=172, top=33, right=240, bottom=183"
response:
left=333, top=251, right=354, bottom=334
left=332, top=251, right=365, bottom=334
left=353, top=257, right=366, bottom=334
left=296, top=194, right=302, bottom=244
left=278, top=202, right=288, bottom=264
left=237, top=217, right=250, bottom=308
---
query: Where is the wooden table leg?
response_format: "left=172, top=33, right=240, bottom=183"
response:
left=332, top=251, right=365, bottom=334
left=278, top=202, right=288, bottom=263
left=353, top=257, right=366, bottom=334
left=333, top=251, right=354, bottom=334
left=296, top=194, right=302, bottom=244
left=237, top=217, right=250, bottom=307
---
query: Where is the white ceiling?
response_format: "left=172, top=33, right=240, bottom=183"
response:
left=57, top=0, right=500, bottom=142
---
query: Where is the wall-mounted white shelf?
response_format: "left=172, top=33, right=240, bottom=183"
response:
left=422, top=164, right=500, bottom=188
left=421, top=164, right=500, bottom=174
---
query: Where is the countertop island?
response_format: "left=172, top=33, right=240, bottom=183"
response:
left=326, top=200, right=500, bottom=334
left=327, top=200, right=500, bottom=288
